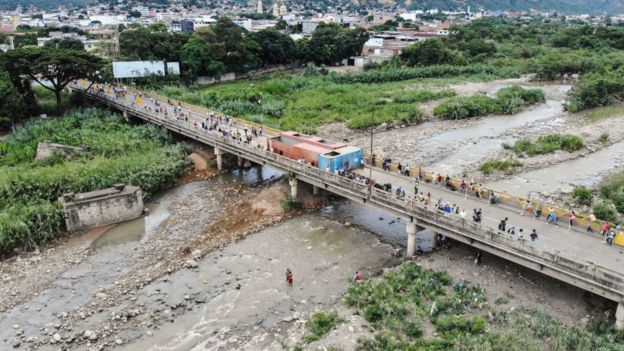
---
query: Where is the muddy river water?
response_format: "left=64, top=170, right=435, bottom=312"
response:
left=1, top=167, right=415, bottom=350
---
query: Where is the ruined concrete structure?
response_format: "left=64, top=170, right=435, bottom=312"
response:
left=36, top=141, right=90, bottom=161
left=59, top=184, right=144, bottom=232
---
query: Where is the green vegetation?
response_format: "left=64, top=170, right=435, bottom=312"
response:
left=599, top=173, right=624, bottom=219
left=598, top=133, right=610, bottom=144
left=592, top=204, right=619, bottom=223
left=572, top=186, right=594, bottom=206
left=0, top=108, right=191, bottom=256
left=333, top=64, right=519, bottom=84
left=280, top=195, right=301, bottom=212
left=340, top=261, right=624, bottom=350
left=303, top=311, right=345, bottom=343
left=513, top=134, right=584, bottom=156
left=566, top=68, right=624, bottom=112
left=586, top=105, right=624, bottom=123
left=434, top=85, right=545, bottom=119
left=160, top=75, right=455, bottom=132
left=480, top=158, right=522, bottom=175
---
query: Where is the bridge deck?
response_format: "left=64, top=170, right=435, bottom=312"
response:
left=72, top=82, right=624, bottom=301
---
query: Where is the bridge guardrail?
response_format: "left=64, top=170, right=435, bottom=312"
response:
left=76, top=86, right=624, bottom=299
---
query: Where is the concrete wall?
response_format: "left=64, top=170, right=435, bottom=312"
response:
left=36, top=141, right=89, bottom=161
left=59, top=184, right=144, bottom=232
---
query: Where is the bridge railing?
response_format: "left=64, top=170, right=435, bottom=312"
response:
left=77, top=86, right=624, bottom=298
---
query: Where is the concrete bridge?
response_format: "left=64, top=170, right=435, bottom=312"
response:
left=72, top=83, right=624, bottom=328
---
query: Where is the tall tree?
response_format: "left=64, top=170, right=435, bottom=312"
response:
left=400, top=38, right=457, bottom=66
left=181, top=28, right=226, bottom=78
left=4, top=47, right=104, bottom=115
left=43, top=37, right=85, bottom=50
left=0, top=70, right=26, bottom=130
left=306, top=23, right=369, bottom=65
left=249, top=29, right=297, bottom=65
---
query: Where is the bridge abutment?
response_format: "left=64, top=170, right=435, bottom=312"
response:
left=617, top=301, right=624, bottom=330
left=289, top=177, right=298, bottom=198
left=214, top=146, right=223, bottom=170
left=406, top=221, right=417, bottom=257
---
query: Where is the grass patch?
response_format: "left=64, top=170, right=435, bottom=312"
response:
left=159, top=73, right=462, bottom=132
left=340, top=261, right=624, bottom=351
left=513, top=134, right=584, bottom=156
left=572, top=186, right=593, bottom=206
left=0, top=108, right=191, bottom=255
left=587, top=104, right=624, bottom=123
left=481, top=158, right=522, bottom=174
left=434, top=85, right=545, bottom=119
left=303, top=311, right=345, bottom=343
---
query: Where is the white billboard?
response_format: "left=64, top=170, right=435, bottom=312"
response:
left=112, top=61, right=166, bottom=78
left=166, top=62, right=180, bottom=75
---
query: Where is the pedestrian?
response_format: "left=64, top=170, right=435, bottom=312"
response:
left=353, top=271, right=363, bottom=283
left=607, top=230, right=615, bottom=246
left=474, top=252, right=482, bottom=265
left=473, top=208, right=482, bottom=224
left=414, top=182, right=419, bottom=195
left=498, top=217, right=508, bottom=232
left=285, top=268, right=293, bottom=286
left=530, top=229, right=538, bottom=241
left=459, top=209, right=467, bottom=227
left=602, top=222, right=611, bottom=236
left=568, top=210, right=576, bottom=230
left=546, top=210, right=558, bottom=225
left=588, top=212, right=596, bottom=232
left=507, top=225, right=516, bottom=235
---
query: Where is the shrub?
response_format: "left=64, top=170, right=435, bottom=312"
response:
left=572, top=186, right=593, bottom=206
left=280, top=195, right=300, bottom=212
left=434, top=315, right=487, bottom=335
left=513, top=134, right=584, bottom=156
left=598, top=133, right=610, bottom=143
left=481, top=159, right=522, bottom=174
left=303, top=311, right=345, bottom=343
left=592, top=204, right=618, bottom=222
left=434, top=95, right=500, bottom=119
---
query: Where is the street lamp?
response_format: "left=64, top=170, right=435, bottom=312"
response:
left=258, top=92, right=263, bottom=126
left=368, top=110, right=375, bottom=197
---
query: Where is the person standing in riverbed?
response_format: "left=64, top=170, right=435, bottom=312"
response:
left=285, top=269, right=293, bottom=286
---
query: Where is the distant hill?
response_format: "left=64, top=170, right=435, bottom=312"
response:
left=2, top=0, right=621, bottom=14
left=0, top=0, right=92, bottom=11
left=388, top=0, right=623, bottom=14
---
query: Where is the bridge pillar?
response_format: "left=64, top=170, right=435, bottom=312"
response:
left=313, top=185, right=320, bottom=195
left=289, top=177, right=298, bottom=198
left=237, top=156, right=243, bottom=167
left=617, top=301, right=624, bottom=330
left=214, top=145, right=223, bottom=170
left=243, top=159, right=252, bottom=168
left=406, top=221, right=417, bottom=257
left=122, top=110, right=129, bottom=122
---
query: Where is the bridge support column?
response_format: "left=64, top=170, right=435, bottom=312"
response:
left=122, top=110, right=129, bottom=122
left=617, top=301, right=624, bottom=330
left=237, top=156, right=243, bottom=167
left=243, top=159, right=252, bottom=168
left=214, top=146, right=223, bottom=170
left=289, top=177, right=298, bottom=198
left=406, top=221, right=417, bottom=257
left=313, top=185, right=320, bottom=196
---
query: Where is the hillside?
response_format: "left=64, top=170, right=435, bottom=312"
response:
left=2, top=0, right=621, bottom=14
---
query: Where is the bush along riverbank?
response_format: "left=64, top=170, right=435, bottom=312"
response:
left=434, top=85, right=545, bottom=120
left=336, top=262, right=624, bottom=351
left=0, top=108, right=191, bottom=256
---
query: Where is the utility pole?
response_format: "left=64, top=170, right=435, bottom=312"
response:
left=368, top=110, right=375, bottom=196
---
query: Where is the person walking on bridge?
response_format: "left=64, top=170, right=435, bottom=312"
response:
left=588, top=212, right=596, bottom=232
